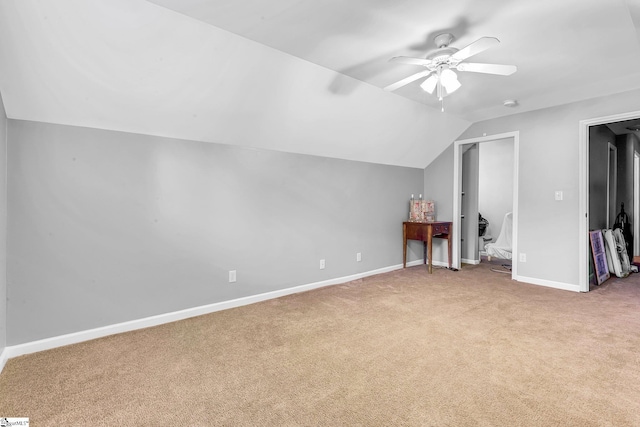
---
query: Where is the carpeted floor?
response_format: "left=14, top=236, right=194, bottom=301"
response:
left=1, top=261, right=640, bottom=426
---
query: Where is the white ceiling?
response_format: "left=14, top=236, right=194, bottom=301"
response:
left=0, top=0, right=639, bottom=167
left=149, top=0, right=640, bottom=122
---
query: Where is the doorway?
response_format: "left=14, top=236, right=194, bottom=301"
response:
left=579, top=110, right=640, bottom=292
left=452, top=131, right=519, bottom=279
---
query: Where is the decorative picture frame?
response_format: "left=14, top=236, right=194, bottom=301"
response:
left=409, top=200, right=436, bottom=222
left=589, top=230, right=609, bottom=285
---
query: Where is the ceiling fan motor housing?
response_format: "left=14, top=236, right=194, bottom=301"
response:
left=434, top=33, right=455, bottom=48
left=426, top=34, right=458, bottom=64
left=426, top=47, right=459, bottom=63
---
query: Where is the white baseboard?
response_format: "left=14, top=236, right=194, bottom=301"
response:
left=0, top=347, right=8, bottom=374
left=461, top=258, right=480, bottom=265
left=405, top=259, right=426, bottom=267
left=2, top=260, right=426, bottom=368
left=515, top=275, right=581, bottom=292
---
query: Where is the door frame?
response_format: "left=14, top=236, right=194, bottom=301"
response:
left=579, top=110, right=640, bottom=292
left=634, top=150, right=639, bottom=257
left=452, top=131, right=519, bottom=279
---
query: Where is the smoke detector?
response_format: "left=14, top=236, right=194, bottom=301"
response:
left=503, top=99, right=518, bottom=108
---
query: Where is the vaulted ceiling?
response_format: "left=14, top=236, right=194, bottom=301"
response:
left=150, top=0, right=640, bottom=122
left=1, top=0, right=639, bottom=168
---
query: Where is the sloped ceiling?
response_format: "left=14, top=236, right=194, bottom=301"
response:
left=150, top=0, right=640, bottom=122
left=1, top=0, right=640, bottom=168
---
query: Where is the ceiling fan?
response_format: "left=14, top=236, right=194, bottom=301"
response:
left=384, top=33, right=517, bottom=108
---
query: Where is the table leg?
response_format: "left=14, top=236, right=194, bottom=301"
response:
left=423, top=242, right=427, bottom=265
left=427, top=227, right=433, bottom=274
left=403, top=224, right=407, bottom=268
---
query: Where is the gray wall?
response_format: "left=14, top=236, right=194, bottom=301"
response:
left=423, top=145, right=455, bottom=263
left=0, top=92, right=6, bottom=355
left=425, top=88, right=640, bottom=286
left=7, top=120, right=424, bottom=345
left=616, top=133, right=639, bottom=231
left=632, top=133, right=640, bottom=257
left=590, top=129, right=638, bottom=233
left=589, top=125, right=616, bottom=230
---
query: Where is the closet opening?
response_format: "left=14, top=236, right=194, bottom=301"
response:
left=453, top=131, right=519, bottom=279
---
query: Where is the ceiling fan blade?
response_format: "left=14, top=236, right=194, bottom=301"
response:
left=388, top=56, right=433, bottom=67
left=456, top=62, right=517, bottom=75
left=384, top=70, right=432, bottom=91
left=450, top=37, right=500, bottom=62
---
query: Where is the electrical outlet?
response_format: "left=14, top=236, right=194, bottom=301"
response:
left=356, top=252, right=362, bottom=262
left=319, top=259, right=325, bottom=270
left=519, top=253, right=526, bottom=263
left=229, top=270, right=236, bottom=283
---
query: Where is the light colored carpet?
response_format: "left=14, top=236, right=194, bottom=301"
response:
left=2, top=261, right=640, bottom=426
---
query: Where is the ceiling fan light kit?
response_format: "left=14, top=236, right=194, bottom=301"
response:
left=385, top=33, right=517, bottom=111
left=439, top=69, right=461, bottom=94
left=420, top=68, right=460, bottom=97
left=420, top=74, right=438, bottom=94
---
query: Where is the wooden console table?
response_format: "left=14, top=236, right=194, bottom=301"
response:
left=403, top=221, right=452, bottom=273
